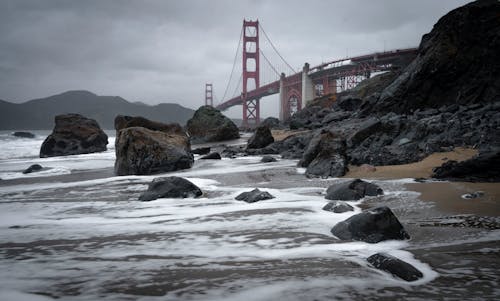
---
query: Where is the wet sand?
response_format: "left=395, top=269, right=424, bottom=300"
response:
left=345, top=147, right=478, bottom=179
left=406, top=181, right=500, bottom=217
left=341, top=147, right=500, bottom=216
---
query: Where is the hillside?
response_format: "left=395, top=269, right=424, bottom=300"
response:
left=0, top=90, right=195, bottom=130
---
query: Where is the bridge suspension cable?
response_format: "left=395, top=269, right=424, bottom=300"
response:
left=259, top=23, right=296, bottom=74
left=221, top=27, right=243, bottom=102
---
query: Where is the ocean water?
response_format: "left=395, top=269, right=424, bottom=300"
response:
left=0, top=131, right=498, bottom=300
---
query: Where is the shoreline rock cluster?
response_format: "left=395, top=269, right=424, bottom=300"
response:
left=234, top=0, right=500, bottom=181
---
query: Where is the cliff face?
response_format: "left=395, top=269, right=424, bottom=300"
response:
left=370, top=0, right=500, bottom=114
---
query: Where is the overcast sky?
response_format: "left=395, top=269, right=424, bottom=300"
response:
left=0, top=0, right=470, bottom=118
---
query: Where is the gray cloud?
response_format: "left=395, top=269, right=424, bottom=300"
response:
left=0, top=0, right=470, bottom=117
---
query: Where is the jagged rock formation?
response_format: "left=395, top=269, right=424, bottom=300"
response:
left=40, top=113, right=108, bottom=157
left=257, top=1, right=500, bottom=171
left=114, top=116, right=193, bottom=176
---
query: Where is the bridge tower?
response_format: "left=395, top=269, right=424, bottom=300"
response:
left=242, top=20, right=260, bottom=127
left=205, top=83, right=213, bottom=107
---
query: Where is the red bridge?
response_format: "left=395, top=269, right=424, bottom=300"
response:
left=208, top=20, right=418, bottom=127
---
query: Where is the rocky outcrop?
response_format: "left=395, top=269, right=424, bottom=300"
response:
left=322, top=201, right=354, bottom=213
left=271, top=1, right=500, bottom=168
left=115, top=127, right=193, bottom=175
left=325, top=179, right=383, bottom=200
left=40, top=114, right=108, bottom=158
left=186, top=106, right=240, bottom=143
left=367, top=253, right=423, bottom=282
left=331, top=206, right=409, bottom=243
left=298, top=130, right=348, bottom=178
left=22, top=164, right=42, bottom=174
left=13, top=131, right=35, bottom=138
left=432, top=149, right=500, bottom=182
left=115, top=115, right=184, bottom=136
left=247, top=125, right=274, bottom=149
left=139, top=177, right=202, bottom=201
left=369, top=0, right=500, bottom=115
left=235, top=188, right=274, bottom=203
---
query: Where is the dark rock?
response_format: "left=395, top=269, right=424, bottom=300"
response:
left=247, top=125, right=274, bottom=149
left=221, top=145, right=246, bottom=158
left=235, top=188, right=274, bottom=203
left=192, top=147, right=211, bottom=155
left=186, top=106, right=240, bottom=143
left=432, top=149, right=500, bottom=182
left=260, top=117, right=283, bottom=129
left=40, top=114, right=108, bottom=158
left=322, top=111, right=351, bottom=124
left=347, top=117, right=382, bottom=147
left=139, top=177, right=202, bottom=201
left=265, top=132, right=313, bottom=159
left=22, top=164, right=43, bottom=174
left=114, top=115, right=184, bottom=136
left=114, top=127, right=193, bottom=175
left=331, top=206, right=410, bottom=243
left=261, top=156, right=277, bottom=163
left=200, top=152, right=221, bottom=160
left=374, top=0, right=500, bottom=115
left=322, top=201, right=354, bottom=213
left=334, top=97, right=363, bottom=112
left=287, top=106, right=323, bottom=130
left=299, top=131, right=348, bottom=178
left=367, top=253, right=423, bottom=282
left=12, top=131, right=35, bottom=138
left=326, top=179, right=383, bottom=201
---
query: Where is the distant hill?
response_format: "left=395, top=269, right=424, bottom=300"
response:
left=0, top=90, right=196, bottom=130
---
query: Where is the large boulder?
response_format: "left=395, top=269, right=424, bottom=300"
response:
left=373, top=0, right=500, bottom=115
left=186, top=106, right=240, bottom=143
left=326, top=179, right=383, bottom=200
left=115, top=115, right=184, bottom=136
left=139, top=177, right=202, bottom=201
left=367, top=253, right=423, bottom=282
left=299, top=131, right=348, bottom=178
left=247, top=125, right=274, bottom=149
left=40, top=114, right=108, bottom=158
left=431, top=149, right=500, bottom=182
left=115, top=127, right=193, bottom=175
left=331, top=206, right=410, bottom=243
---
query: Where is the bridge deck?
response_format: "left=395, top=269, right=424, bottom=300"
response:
left=216, top=47, right=418, bottom=111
